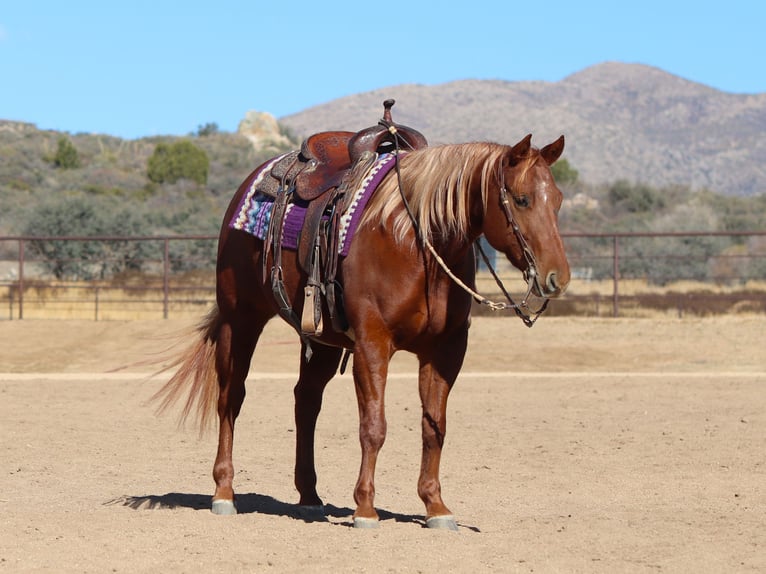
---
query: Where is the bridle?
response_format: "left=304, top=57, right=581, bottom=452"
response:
left=387, top=129, right=550, bottom=327
left=478, top=177, right=550, bottom=326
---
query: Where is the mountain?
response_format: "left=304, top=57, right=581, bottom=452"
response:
left=278, top=62, right=766, bottom=196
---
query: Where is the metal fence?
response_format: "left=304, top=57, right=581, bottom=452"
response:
left=552, top=231, right=766, bottom=317
left=0, top=235, right=217, bottom=320
left=1, top=231, right=765, bottom=320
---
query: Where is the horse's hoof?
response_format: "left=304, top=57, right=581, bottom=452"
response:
left=211, top=499, right=237, bottom=515
left=353, top=516, right=380, bottom=529
left=297, top=505, right=326, bottom=522
left=426, top=515, right=459, bottom=531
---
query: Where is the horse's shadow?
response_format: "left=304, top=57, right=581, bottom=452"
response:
left=105, top=492, right=432, bottom=528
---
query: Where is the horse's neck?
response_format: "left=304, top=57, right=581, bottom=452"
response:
left=424, top=192, right=482, bottom=269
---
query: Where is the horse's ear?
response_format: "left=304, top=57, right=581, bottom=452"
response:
left=540, top=135, right=565, bottom=166
left=509, top=134, right=533, bottom=161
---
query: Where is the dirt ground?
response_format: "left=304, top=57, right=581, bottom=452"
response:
left=1, top=315, right=764, bottom=573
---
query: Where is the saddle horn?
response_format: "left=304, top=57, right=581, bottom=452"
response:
left=348, top=99, right=428, bottom=163
left=382, top=98, right=395, bottom=124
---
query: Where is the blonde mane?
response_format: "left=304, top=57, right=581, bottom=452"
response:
left=358, top=143, right=523, bottom=245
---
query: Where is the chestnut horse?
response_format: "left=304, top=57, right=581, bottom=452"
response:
left=154, top=133, right=570, bottom=530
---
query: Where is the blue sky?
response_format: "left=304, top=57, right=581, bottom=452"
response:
left=1, top=1, right=764, bottom=139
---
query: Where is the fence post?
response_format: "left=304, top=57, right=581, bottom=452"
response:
left=612, top=235, right=619, bottom=318
left=18, top=238, right=24, bottom=320
left=163, top=238, right=170, bottom=319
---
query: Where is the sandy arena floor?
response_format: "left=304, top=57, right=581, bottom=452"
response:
left=1, top=315, right=764, bottom=572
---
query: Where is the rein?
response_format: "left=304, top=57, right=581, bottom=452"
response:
left=387, top=131, right=549, bottom=328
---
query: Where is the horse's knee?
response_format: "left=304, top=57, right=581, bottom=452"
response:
left=293, top=380, right=323, bottom=407
left=359, top=420, right=387, bottom=451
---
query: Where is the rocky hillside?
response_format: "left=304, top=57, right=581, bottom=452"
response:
left=0, top=118, right=298, bottom=237
left=279, top=62, right=766, bottom=196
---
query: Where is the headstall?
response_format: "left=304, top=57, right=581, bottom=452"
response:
left=391, top=134, right=550, bottom=327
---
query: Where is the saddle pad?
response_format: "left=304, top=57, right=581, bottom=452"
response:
left=229, top=153, right=399, bottom=255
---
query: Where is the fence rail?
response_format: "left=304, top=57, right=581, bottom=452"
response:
left=558, top=230, right=766, bottom=317
left=1, top=231, right=765, bottom=320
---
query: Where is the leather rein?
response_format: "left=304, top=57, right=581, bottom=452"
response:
left=388, top=129, right=549, bottom=328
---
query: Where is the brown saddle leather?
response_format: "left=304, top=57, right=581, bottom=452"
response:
left=294, top=131, right=354, bottom=200
left=254, top=131, right=353, bottom=201
left=255, top=99, right=427, bottom=202
left=348, top=99, right=428, bottom=163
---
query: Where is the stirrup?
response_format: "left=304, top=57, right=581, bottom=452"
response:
left=301, top=239, right=324, bottom=336
left=300, top=283, right=323, bottom=336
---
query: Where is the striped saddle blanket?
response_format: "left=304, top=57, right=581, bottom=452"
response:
left=229, top=152, right=399, bottom=254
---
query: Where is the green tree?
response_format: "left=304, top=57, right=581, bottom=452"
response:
left=697, top=190, right=766, bottom=234
left=53, top=137, right=81, bottom=169
left=159, top=202, right=220, bottom=271
left=607, top=180, right=665, bottom=213
left=22, top=195, right=156, bottom=280
left=550, top=157, right=578, bottom=186
left=195, top=122, right=219, bottom=137
left=147, top=140, right=209, bottom=185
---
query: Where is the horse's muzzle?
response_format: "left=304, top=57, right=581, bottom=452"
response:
left=533, top=270, right=569, bottom=299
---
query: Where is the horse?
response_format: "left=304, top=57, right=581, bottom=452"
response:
left=153, top=128, right=570, bottom=530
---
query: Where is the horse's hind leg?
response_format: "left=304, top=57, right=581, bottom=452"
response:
left=417, top=327, right=468, bottom=530
left=350, top=337, right=391, bottom=528
left=211, top=315, right=264, bottom=515
left=293, top=342, right=343, bottom=511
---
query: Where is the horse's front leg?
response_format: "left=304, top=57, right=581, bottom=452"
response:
left=211, top=318, right=261, bottom=515
left=350, top=338, right=390, bottom=528
left=293, top=342, right=342, bottom=511
left=417, top=326, right=468, bottom=530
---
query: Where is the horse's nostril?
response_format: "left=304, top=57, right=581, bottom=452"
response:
left=546, top=272, right=558, bottom=293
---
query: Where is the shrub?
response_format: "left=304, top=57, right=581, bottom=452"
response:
left=195, top=122, right=219, bottom=137
left=53, top=137, right=81, bottom=169
left=22, top=195, right=157, bottom=280
left=147, top=140, right=209, bottom=185
left=608, top=180, right=665, bottom=213
left=551, top=157, right=578, bottom=186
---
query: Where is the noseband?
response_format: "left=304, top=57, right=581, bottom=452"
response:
left=391, top=138, right=550, bottom=327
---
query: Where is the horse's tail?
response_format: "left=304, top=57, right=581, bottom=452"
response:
left=151, top=306, right=222, bottom=433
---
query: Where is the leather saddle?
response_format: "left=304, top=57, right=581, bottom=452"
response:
left=255, top=99, right=427, bottom=201
left=265, top=100, right=428, bottom=343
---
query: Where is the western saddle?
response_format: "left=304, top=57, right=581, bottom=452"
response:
left=261, top=100, right=427, bottom=349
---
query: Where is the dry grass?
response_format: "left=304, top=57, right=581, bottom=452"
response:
left=477, top=270, right=766, bottom=296
left=476, top=273, right=766, bottom=318
left=2, top=271, right=766, bottom=321
left=0, top=278, right=214, bottom=320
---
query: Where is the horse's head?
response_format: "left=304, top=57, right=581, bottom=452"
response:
left=482, top=134, right=570, bottom=299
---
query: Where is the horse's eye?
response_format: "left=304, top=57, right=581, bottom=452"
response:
left=513, top=195, right=530, bottom=208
